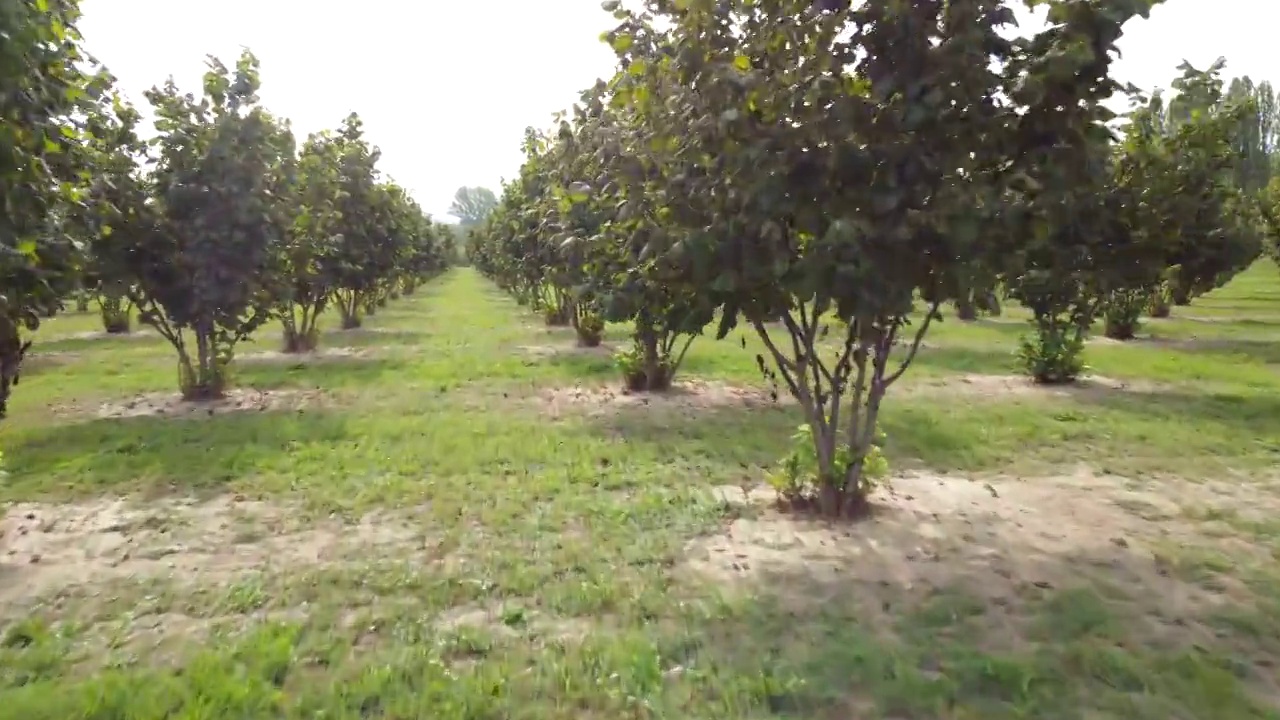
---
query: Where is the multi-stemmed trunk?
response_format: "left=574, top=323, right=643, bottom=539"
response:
left=334, top=289, right=364, bottom=330
left=1103, top=288, right=1150, bottom=341
left=753, top=302, right=938, bottom=518
left=542, top=285, right=573, bottom=326
left=281, top=300, right=324, bottom=353
left=1019, top=311, right=1089, bottom=384
left=621, top=311, right=698, bottom=392
left=572, top=303, right=604, bottom=347
left=99, top=295, right=132, bottom=334
left=1148, top=281, right=1173, bottom=318
left=175, top=320, right=227, bottom=400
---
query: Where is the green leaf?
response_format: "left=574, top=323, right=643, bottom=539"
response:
left=16, top=240, right=37, bottom=257
left=611, top=34, right=634, bottom=52
left=710, top=273, right=736, bottom=292
left=733, top=55, right=751, bottom=72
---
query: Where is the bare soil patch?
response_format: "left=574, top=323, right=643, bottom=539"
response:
left=690, top=469, right=1268, bottom=650
left=21, top=351, right=81, bottom=373
left=331, top=327, right=420, bottom=340
left=537, top=378, right=786, bottom=419
left=0, top=494, right=425, bottom=612
left=93, top=387, right=327, bottom=420
left=47, top=329, right=156, bottom=342
left=436, top=601, right=595, bottom=642
left=537, top=372, right=1169, bottom=418
left=901, top=372, right=1170, bottom=400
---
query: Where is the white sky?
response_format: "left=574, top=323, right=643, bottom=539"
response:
left=79, top=0, right=1274, bottom=219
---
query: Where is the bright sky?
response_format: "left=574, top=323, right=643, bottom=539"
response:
left=79, top=0, right=1274, bottom=220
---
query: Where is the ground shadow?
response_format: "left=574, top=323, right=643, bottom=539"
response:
left=1068, top=385, right=1280, bottom=441
left=19, top=352, right=82, bottom=378
left=1199, top=293, right=1280, bottom=304
left=1179, top=302, right=1280, bottom=314
left=910, top=344, right=1020, bottom=375
left=605, top=400, right=797, bottom=467
left=529, top=345, right=618, bottom=378
left=971, top=316, right=1032, bottom=337
left=36, top=331, right=165, bottom=354
left=1, top=409, right=353, bottom=500
left=568, top=385, right=992, bottom=475
left=663, top=475, right=1280, bottom=718
left=321, top=327, right=431, bottom=348
left=1129, top=336, right=1280, bottom=364
left=1174, top=316, right=1280, bottom=330
left=231, top=355, right=417, bottom=390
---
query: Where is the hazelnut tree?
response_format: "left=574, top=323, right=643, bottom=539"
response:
left=0, top=0, right=106, bottom=417
left=603, top=0, right=1157, bottom=515
left=124, top=51, right=294, bottom=398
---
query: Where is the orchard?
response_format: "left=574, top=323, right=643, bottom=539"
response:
left=3, top=0, right=1280, bottom=717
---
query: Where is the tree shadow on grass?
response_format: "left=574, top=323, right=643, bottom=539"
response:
left=1067, top=385, right=1280, bottom=442
left=1128, top=336, right=1280, bottom=364
left=605, top=401, right=798, bottom=468
left=1199, top=293, right=1280, bottom=304
left=1174, top=316, right=1280, bottom=330
left=1184, top=302, right=1280, bottom=314
left=19, top=352, right=82, bottom=378
left=972, top=316, right=1032, bottom=335
left=319, top=327, right=431, bottom=349
left=910, top=344, right=1020, bottom=375
left=525, top=344, right=618, bottom=380
left=574, top=389, right=991, bottom=474
left=1, top=409, right=354, bottom=500
left=35, top=331, right=165, bottom=354
left=231, top=356, right=418, bottom=391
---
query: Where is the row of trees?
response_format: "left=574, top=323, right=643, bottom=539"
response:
left=0, top=1, right=451, bottom=417
left=470, top=0, right=1270, bottom=517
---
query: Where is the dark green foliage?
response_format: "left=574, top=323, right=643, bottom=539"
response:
left=0, top=0, right=105, bottom=417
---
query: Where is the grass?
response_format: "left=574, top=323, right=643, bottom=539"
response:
left=1, top=263, right=1280, bottom=718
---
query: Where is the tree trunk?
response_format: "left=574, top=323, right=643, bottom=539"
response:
left=955, top=296, right=978, bottom=321
left=1024, top=314, right=1086, bottom=385
left=1104, top=316, right=1138, bottom=340
left=977, top=290, right=1002, bottom=317
left=0, top=324, right=29, bottom=419
left=181, top=324, right=225, bottom=400
left=281, top=309, right=319, bottom=353
left=100, top=297, right=131, bottom=334
left=623, top=327, right=673, bottom=392
left=338, top=292, right=363, bottom=329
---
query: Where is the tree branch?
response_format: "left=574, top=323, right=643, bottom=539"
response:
left=883, top=300, right=940, bottom=389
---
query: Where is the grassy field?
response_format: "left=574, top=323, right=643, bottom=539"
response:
left=2, top=264, right=1279, bottom=719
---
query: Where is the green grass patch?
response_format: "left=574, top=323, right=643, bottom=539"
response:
left=2, top=267, right=1279, bottom=718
